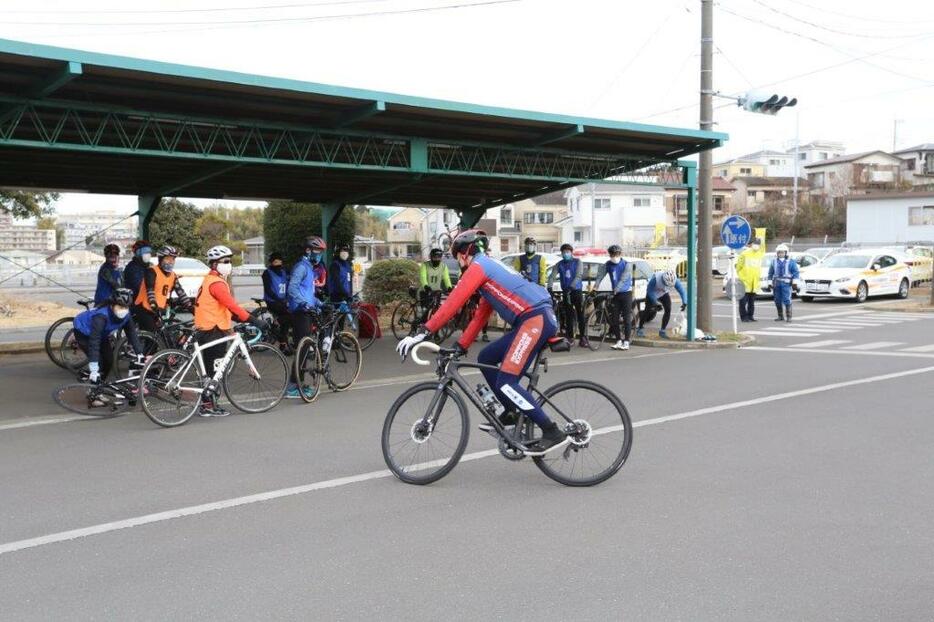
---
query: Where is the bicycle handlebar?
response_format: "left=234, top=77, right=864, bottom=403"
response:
left=411, top=341, right=441, bottom=366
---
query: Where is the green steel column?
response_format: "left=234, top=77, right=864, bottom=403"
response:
left=321, top=202, right=345, bottom=263
left=458, top=207, right=485, bottom=230
left=681, top=162, right=698, bottom=341
left=137, top=194, right=161, bottom=239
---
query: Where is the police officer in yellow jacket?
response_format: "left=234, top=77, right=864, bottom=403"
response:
left=735, top=239, right=764, bottom=322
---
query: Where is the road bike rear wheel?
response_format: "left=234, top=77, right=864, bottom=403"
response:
left=139, top=349, right=202, bottom=428
left=59, top=327, right=89, bottom=372
left=294, top=336, right=322, bottom=403
left=324, top=331, right=362, bottom=391
left=45, top=316, right=74, bottom=368
left=223, top=342, right=289, bottom=413
left=52, top=382, right=132, bottom=417
left=112, top=331, right=159, bottom=378
left=341, top=307, right=377, bottom=351
left=381, top=382, right=469, bottom=485
left=585, top=306, right=609, bottom=351
left=533, top=380, right=632, bottom=487
left=390, top=301, right=418, bottom=340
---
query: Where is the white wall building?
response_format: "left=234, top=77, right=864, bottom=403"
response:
left=717, top=150, right=795, bottom=177
left=56, top=210, right=139, bottom=249
left=893, top=144, right=934, bottom=188
left=846, top=192, right=934, bottom=244
left=0, top=211, right=56, bottom=250
left=560, top=184, right=666, bottom=248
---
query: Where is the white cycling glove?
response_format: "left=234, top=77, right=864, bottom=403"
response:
left=88, top=361, right=101, bottom=384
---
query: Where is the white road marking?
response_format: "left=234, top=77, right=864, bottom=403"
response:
left=745, top=346, right=934, bottom=359
left=0, top=415, right=90, bottom=431
left=4, top=363, right=933, bottom=557
left=841, top=341, right=905, bottom=351
left=788, top=339, right=852, bottom=348
left=901, top=344, right=934, bottom=353
left=761, top=326, right=840, bottom=333
left=801, top=321, right=883, bottom=329
left=744, top=330, right=822, bottom=337
left=871, top=313, right=930, bottom=319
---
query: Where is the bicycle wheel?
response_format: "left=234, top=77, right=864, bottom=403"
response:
left=324, top=331, right=362, bottom=391
left=223, top=342, right=289, bottom=413
left=45, top=316, right=74, bottom=368
left=139, top=349, right=202, bottom=427
left=250, top=307, right=280, bottom=346
left=59, top=327, right=89, bottom=372
left=293, top=336, right=322, bottom=403
left=346, top=307, right=377, bottom=351
left=381, top=382, right=470, bottom=485
left=426, top=305, right=452, bottom=343
left=112, top=331, right=159, bottom=378
left=391, top=301, right=417, bottom=340
left=585, top=306, right=608, bottom=351
left=52, top=383, right=131, bottom=417
left=533, top=380, right=632, bottom=487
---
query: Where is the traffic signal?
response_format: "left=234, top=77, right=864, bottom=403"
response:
left=738, top=90, right=797, bottom=115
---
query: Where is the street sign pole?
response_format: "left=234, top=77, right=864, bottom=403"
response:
left=721, top=215, right=752, bottom=336
left=729, top=252, right=738, bottom=335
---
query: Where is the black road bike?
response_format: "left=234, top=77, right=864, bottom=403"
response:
left=381, top=340, right=633, bottom=487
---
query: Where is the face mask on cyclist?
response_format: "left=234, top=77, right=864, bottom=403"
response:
left=308, top=251, right=321, bottom=263
left=610, top=256, right=621, bottom=264
left=140, top=251, right=152, bottom=263
left=525, top=244, right=535, bottom=255
left=216, top=261, right=233, bottom=277
left=160, top=260, right=174, bottom=273
left=562, top=251, right=573, bottom=261
left=339, top=251, right=349, bottom=261
left=112, top=306, right=129, bottom=319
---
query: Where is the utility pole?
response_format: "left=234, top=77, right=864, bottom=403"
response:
left=793, top=112, right=800, bottom=215
left=697, top=0, right=714, bottom=333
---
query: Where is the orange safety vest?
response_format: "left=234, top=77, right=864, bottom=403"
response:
left=194, top=273, right=233, bottom=331
left=135, top=267, right=178, bottom=311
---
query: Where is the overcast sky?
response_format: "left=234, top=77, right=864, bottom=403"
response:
left=2, top=0, right=932, bottom=215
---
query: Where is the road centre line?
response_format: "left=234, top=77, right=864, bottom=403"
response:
left=3, top=363, right=932, bottom=558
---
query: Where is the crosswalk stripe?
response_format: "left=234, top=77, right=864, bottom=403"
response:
left=802, top=322, right=883, bottom=329
left=841, top=341, right=905, bottom=351
left=745, top=330, right=821, bottom=337
left=871, top=312, right=930, bottom=318
left=762, top=326, right=840, bottom=333
left=788, top=339, right=852, bottom=348
left=804, top=319, right=884, bottom=326
left=901, top=344, right=934, bottom=353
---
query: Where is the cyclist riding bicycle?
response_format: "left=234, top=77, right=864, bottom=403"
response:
left=418, top=248, right=452, bottom=324
left=327, top=244, right=354, bottom=304
left=286, top=236, right=326, bottom=399
left=547, top=243, right=589, bottom=348
left=133, top=245, right=191, bottom=333
left=304, top=240, right=328, bottom=302
left=94, top=243, right=124, bottom=307
left=262, top=252, right=292, bottom=351
left=194, top=245, right=268, bottom=417
left=396, top=229, right=567, bottom=451
left=636, top=269, right=687, bottom=339
left=591, top=244, right=633, bottom=351
left=514, top=236, right=548, bottom=286
left=72, top=288, right=145, bottom=395
left=122, top=240, right=151, bottom=309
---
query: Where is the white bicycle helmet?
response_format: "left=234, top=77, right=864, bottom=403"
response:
left=775, top=243, right=790, bottom=253
left=206, top=245, right=233, bottom=262
left=661, top=270, right=676, bottom=287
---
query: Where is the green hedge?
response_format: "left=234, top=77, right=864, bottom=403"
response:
left=263, top=201, right=356, bottom=265
left=362, top=259, right=420, bottom=305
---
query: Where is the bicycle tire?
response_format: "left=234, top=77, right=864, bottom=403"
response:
left=293, top=336, right=322, bottom=403
left=390, top=301, right=417, bottom=340
left=224, top=342, right=289, bottom=413
left=585, top=307, right=608, bottom=351
left=324, top=331, right=362, bottom=391
left=249, top=307, right=281, bottom=346
left=532, top=380, right=632, bottom=487
left=45, top=316, right=75, bottom=369
left=348, top=307, right=377, bottom=351
left=59, top=328, right=89, bottom=372
left=139, top=349, right=202, bottom=428
left=112, top=331, right=159, bottom=378
left=381, top=382, right=470, bottom=485
left=52, top=382, right=131, bottom=417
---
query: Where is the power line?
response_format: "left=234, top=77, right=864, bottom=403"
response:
left=782, top=0, right=934, bottom=26
left=715, top=45, right=753, bottom=87
left=749, top=0, right=933, bottom=40
left=0, top=0, right=520, bottom=26
left=0, top=0, right=390, bottom=14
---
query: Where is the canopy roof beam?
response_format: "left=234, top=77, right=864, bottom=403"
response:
left=333, top=100, right=385, bottom=129
left=533, top=123, right=584, bottom=147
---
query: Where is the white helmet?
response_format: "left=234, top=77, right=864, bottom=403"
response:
left=776, top=243, right=790, bottom=254
left=206, top=245, right=233, bottom=262
left=661, top=270, right=676, bottom=287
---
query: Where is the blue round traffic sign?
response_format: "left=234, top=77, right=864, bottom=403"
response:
left=720, top=215, right=752, bottom=250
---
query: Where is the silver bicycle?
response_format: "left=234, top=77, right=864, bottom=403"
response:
left=138, top=324, right=289, bottom=427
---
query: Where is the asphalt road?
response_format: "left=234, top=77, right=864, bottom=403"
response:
left=0, top=309, right=933, bottom=620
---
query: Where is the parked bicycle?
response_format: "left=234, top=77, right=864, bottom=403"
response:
left=53, top=359, right=146, bottom=418
left=391, top=287, right=441, bottom=340
left=293, top=305, right=363, bottom=402
left=138, top=324, right=289, bottom=427
left=45, top=298, right=94, bottom=369
left=381, top=340, right=633, bottom=487
left=334, top=295, right=378, bottom=351
left=584, top=292, right=639, bottom=351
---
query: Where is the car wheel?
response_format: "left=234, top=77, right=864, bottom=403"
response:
left=897, top=278, right=909, bottom=299
left=800, top=296, right=813, bottom=302
left=855, top=281, right=868, bottom=303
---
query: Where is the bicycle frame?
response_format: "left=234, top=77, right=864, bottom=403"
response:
left=161, top=331, right=257, bottom=394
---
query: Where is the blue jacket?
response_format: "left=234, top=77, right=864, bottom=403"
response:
left=594, top=259, right=633, bottom=294
left=647, top=272, right=687, bottom=304
left=73, top=306, right=143, bottom=364
left=262, top=266, right=289, bottom=304
left=327, top=259, right=353, bottom=300
left=287, top=257, right=322, bottom=313
left=548, top=257, right=584, bottom=291
left=94, top=262, right=123, bottom=306
left=768, top=257, right=800, bottom=282
left=122, top=257, right=147, bottom=302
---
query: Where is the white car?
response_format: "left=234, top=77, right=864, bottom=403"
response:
left=722, top=252, right=819, bottom=298
left=799, top=251, right=911, bottom=303
left=881, top=246, right=933, bottom=286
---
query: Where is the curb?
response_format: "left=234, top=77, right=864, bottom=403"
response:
left=864, top=303, right=934, bottom=314
left=0, top=342, right=45, bottom=355
left=630, top=333, right=755, bottom=350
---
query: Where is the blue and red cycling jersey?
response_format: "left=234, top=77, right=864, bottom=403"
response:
left=425, top=255, right=551, bottom=348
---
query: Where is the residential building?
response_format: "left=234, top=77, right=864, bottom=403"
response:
left=495, top=204, right=521, bottom=255
left=47, top=249, right=105, bottom=265
left=666, top=176, right=734, bottom=235
left=893, top=144, right=934, bottom=189
left=386, top=207, right=425, bottom=258
left=730, top=177, right=808, bottom=212
left=514, top=190, right=567, bottom=252
left=0, top=211, right=56, bottom=250
left=846, top=192, right=934, bottom=244
left=713, top=160, right=766, bottom=181
left=56, top=210, right=138, bottom=249
left=715, top=151, right=794, bottom=177
left=805, top=151, right=905, bottom=206
left=243, top=236, right=265, bottom=265
left=558, top=184, right=666, bottom=248
left=794, top=140, right=846, bottom=167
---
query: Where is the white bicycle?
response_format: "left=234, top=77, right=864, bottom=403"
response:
left=138, top=324, right=289, bottom=427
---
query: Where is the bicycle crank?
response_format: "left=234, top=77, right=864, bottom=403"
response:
left=497, top=435, right=525, bottom=461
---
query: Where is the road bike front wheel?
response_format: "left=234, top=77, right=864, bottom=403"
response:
left=112, top=331, right=159, bottom=378
left=52, top=383, right=132, bottom=417
left=59, top=327, right=89, bottom=372
left=45, top=316, right=74, bottom=368
left=224, top=342, right=289, bottom=413
left=533, top=380, right=632, bottom=487
left=139, top=349, right=202, bottom=428
left=585, top=306, right=608, bottom=351
left=381, top=382, right=470, bottom=485
left=390, top=301, right=417, bottom=340
left=293, top=336, right=322, bottom=403
left=324, top=331, right=362, bottom=391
